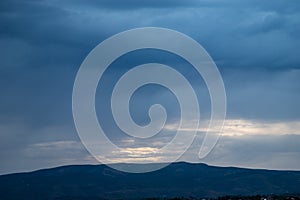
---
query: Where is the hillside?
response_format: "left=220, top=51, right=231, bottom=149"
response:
left=0, top=162, right=299, bottom=199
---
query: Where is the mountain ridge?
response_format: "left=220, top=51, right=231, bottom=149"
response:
left=0, top=162, right=299, bottom=199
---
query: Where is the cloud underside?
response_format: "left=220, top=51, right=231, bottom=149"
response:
left=1, top=119, right=300, bottom=174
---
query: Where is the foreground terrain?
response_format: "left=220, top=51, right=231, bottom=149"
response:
left=0, top=162, right=299, bottom=199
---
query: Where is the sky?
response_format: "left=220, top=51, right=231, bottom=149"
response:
left=0, top=0, right=300, bottom=174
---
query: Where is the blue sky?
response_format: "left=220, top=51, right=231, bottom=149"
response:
left=0, top=0, right=300, bottom=174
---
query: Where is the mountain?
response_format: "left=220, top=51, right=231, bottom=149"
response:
left=0, top=162, right=299, bottom=199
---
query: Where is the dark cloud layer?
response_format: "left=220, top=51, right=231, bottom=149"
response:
left=0, top=0, right=299, bottom=174
left=1, top=0, right=300, bottom=70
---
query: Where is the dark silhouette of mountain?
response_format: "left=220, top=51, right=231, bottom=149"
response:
left=0, top=162, right=299, bottom=199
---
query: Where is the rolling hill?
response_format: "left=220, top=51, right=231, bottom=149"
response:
left=0, top=162, right=299, bottom=199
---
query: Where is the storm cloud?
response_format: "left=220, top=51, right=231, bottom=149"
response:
left=0, top=0, right=299, bottom=174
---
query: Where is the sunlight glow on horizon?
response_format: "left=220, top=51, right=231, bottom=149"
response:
left=164, top=119, right=300, bottom=137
